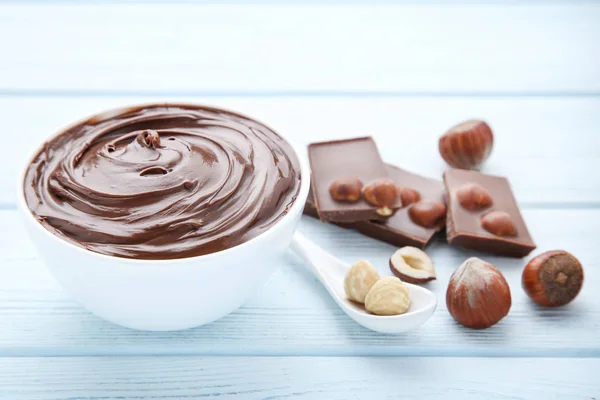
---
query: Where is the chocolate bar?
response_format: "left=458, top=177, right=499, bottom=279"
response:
left=304, top=187, right=319, bottom=218
left=353, top=165, right=446, bottom=249
left=308, top=137, right=398, bottom=222
left=444, top=168, right=536, bottom=258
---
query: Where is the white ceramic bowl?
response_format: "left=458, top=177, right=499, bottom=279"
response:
left=17, top=104, right=310, bottom=331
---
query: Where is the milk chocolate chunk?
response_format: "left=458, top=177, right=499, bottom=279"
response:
left=444, top=169, right=536, bottom=258
left=304, top=187, right=319, bottom=218
left=353, top=165, right=446, bottom=249
left=308, top=137, right=398, bottom=222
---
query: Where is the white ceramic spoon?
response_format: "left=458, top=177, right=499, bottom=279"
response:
left=289, top=232, right=437, bottom=334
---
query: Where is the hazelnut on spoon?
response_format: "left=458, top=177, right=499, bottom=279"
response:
left=289, top=232, right=437, bottom=333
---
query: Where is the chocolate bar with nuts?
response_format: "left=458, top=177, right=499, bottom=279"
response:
left=443, top=168, right=536, bottom=257
left=352, top=165, right=446, bottom=249
left=304, top=165, right=446, bottom=249
left=308, top=137, right=399, bottom=222
left=303, top=187, right=319, bottom=218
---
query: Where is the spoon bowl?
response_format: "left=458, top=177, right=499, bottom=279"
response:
left=290, top=232, right=437, bottom=334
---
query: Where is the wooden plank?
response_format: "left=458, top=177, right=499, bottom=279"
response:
left=0, top=4, right=598, bottom=93
left=4, top=96, right=600, bottom=207
left=0, top=357, right=598, bottom=399
left=1, top=209, right=599, bottom=357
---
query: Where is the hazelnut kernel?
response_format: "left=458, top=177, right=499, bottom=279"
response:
left=481, top=211, right=517, bottom=237
left=344, top=260, right=381, bottom=304
left=329, top=178, right=363, bottom=203
left=456, top=183, right=493, bottom=211
left=398, top=186, right=421, bottom=207
left=364, top=276, right=411, bottom=316
left=363, top=179, right=398, bottom=211
left=408, top=200, right=446, bottom=228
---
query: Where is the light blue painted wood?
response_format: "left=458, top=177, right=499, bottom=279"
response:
left=0, top=4, right=598, bottom=93
left=0, top=2, right=599, bottom=397
left=3, top=96, right=600, bottom=206
left=0, top=357, right=598, bottom=399
left=1, top=209, right=599, bottom=357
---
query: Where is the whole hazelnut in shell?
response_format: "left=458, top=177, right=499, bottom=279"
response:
left=522, top=250, right=583, bottom=307
left=439, top=120, right=493, bottom=170
left=446, top=257, right=511, bottom=329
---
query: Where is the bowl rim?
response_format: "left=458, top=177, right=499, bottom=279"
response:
left=17, top=102, right=311, bottom=265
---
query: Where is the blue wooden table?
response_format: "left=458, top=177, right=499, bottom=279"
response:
left=0, top=2, right=599, bottom=399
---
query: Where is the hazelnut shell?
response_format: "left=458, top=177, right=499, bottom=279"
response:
left=446, top=257, right=511, bottom=329
left=522, top=250, right=583, bottom=307
left=439, top=120, right=494, bottom=170
left=389, top=246, right=436, bottom=284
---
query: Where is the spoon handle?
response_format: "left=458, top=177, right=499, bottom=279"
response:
left=289, top=232, right=322, bottom=276
left=289, top=232, right=336, bottom=276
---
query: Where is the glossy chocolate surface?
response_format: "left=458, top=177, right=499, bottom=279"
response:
left=444, top=168, right=535, bottom=257
left=24, top=104, right=301, bottom=259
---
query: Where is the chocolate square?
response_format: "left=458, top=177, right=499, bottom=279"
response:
left=444, top=169, right=536, bottom=257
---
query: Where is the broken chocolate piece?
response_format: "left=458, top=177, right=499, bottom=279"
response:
left=444, top=168, right=536, bottom=257
left=308, top=137, right=398, bottom=222
left=353, top=165, right=446, bottom=249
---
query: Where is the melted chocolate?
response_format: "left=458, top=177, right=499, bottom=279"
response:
left=24, top=104, right=301, bottom=260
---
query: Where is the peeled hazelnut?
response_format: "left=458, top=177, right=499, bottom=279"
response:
left=439, top=120, right=494, bottom=170
left=364, top=276, right=411, bottom=316
left=408, top=200, right=446, bottom=228
left=363, top=179, right=398, bottom=217
left=456, top=183, right=493, bottom=211
left=329, top=178, right=363, bottom=203
left=481, top=211, right=517, bottom=237
left=522, top=250, right=583, bottom=307
left=446, top=257, right=511, bottom=329
left=389, top=247, right=436, bottom=284
left=344, top=260, right=381, bottom=304
left=398, top=186, right=421, bottom=206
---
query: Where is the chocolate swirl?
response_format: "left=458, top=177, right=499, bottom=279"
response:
left=24, top=104, right=301, bottom=260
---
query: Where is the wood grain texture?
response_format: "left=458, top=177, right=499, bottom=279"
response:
left=4, top=96, right=600, bottom=206
left=0, top=4, right=599, bottom=93
left=1, top=357, right=598, bottom=399
left=2, top=208, right=599, bottom=357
